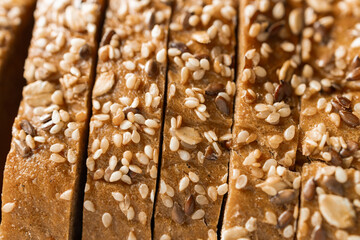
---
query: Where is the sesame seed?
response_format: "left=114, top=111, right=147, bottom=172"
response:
left=112, top=192, right=124, bottom=201
left=249, top=23, right=261, bottom=38
left=265, top=211, right=277, bottom=225
left=102, top=213, right=112, bottom=228
left=179, top=176, right=190, bottom=192
left=2, top=202, right=16, bottom=213
left=189, top=172, right=199, bottom=183
left=191, top=209, right=205, bottom=220
left=59, top=189, right=72, bottom=200
left=50, top=153, right=66, bottom=163
left=123, top=61, right=136, bottom=71
left=84, top=200, right=95, bottom=212
left=283, top=225, right=294, bottom=238
left=50, top=143, right=64, bottom=153
left=335, top=167, right=348, bottom=183
left=254, top=66, right=267, bottom=78
left=273, top=2, right=285, bottom=19
left=160, top=234, right=171, bottom=240
left=236, top=175, right=248, bottom=189
left=128, top=231, right=137, bottom=240
left=217, top=183, right=228, bottom=195
left=208, top=186, right=217, bottom=201
left=284, top=125, right=296, bottom=141
left=109, top=171, right=122, bottom=182
left=162, top=195, right=173, bottom=208
left=178, top=150, right=191, bottom=161
left=156, top=48, right=166, bottom=63
left=127, top=207, right=135, bottom=220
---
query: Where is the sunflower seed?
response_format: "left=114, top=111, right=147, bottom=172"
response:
left=277, top=210, right=293, bottom=228
left=303, top=177, right=316, bottom=201
left=171, top=202, right=185, bottom=224
left=14, top=139, right=31, bottom=157
left=271, top=189, right=296, bottom=204
left=100, top=29, right=115, bottom=46
left=274, top=81, right=292, bottom=102
left=346, top=67, right=360, bottom=81
left=350, top=56, right=360, bottom=70
left=20, top=120, right=36, bottom=136
left=79, top=44, right=91, bottom=59
left=169, top=42, right=189, bottom=53
left=215, top=95, right=230, bottom=115
left=322, top=175, right=344, bottom=196
left=184, top=195, right=195, bottom=216
left=311, top=225, right=327, bottom=240
left=335, top=96, right=351, bottom=110
left=205, top=83, right=225, bottom=96
left=330, top=149, right=342, bottom=166
left=339, top=110, right=360, bottom=127
left=145, top=59, right=158, bottom=78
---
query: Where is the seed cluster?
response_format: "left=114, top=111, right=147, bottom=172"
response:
left=1, top=0, right=103, bottom=239
left=301, top=94, right=360, bottom=169
left=298, top=162, right=360, bottom=239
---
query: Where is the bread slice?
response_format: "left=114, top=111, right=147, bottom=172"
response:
left=231, top=0, right=303, bottom=168
left=222, top=0, right=303, bottom=238
left=0, top=0, right=105, bottom=238
left=153, top=1, right=237, bottom=239
left=0, top=0, right=35, bottom=74
left=81, top=0, right=171, bottom=239
left=0, top=0, right=36, bottom=208
left=297, top=162, right=360, bottom=239
left=222, top=146, right=300, bottom=239
left=299, top=0, right=360, bottom=168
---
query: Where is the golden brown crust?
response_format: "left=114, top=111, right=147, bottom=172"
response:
left=222, top=0, right=303, bottom=239
left=297, top=162, right=360, bottom=239
left=299, top=0, right=360, bottom=170
left=82, top=1, right=171, bottom=239
left=153, top=0, right=237, bottom=239
left=0, top=0, right=104, bottom=238
left=231, top=0, right=302, bottom=169
left=300, top=93, right=360, bottom=169
left=0, top=0, right=34, bottom=74
left=222, top=147, right=300, bottom=239
left=0, top=0, right=36, bottom=207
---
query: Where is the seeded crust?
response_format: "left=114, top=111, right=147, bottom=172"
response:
left=300, top=93, right=360, bottom=169
left=153, top=0, right=237, bottom=239
left=0, top=0, right=35, bottom=201
left=299, top=0, right=360, bottom=169
left=297, top=162, right=360, bottom=239
left=0, top=0, right=34, bottom=74
left=221, top=0, right=304, bottom=239
left=0, top=0, right=104, bottom=239
left=82, top=1, right=171, bottom=239
left=222, top=146, right=300, bottom=239
left=232, top=0, right=303, bottom=169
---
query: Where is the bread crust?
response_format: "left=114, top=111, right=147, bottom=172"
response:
left=0, top=0, right=105, bottom=238
left=82, top=1, right=171, bottom=239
